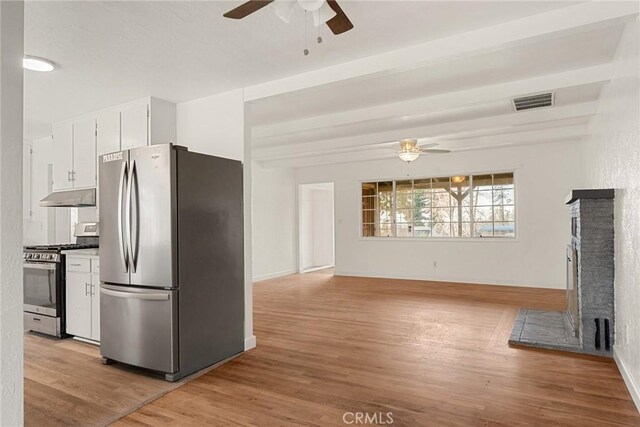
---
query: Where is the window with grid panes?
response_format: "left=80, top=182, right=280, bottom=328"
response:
left=361, top=173, right=515, bottom=238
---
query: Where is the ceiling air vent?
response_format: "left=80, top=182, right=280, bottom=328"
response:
left=512, top=92, right=554, bottom=111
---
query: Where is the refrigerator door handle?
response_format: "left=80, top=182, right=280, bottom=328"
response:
left=126, top=160, right=135, bottom=273
left=100, top=287, right=169, bottom=301
left=131, top=159, right=140, bottom=272
left=118, top=161, right=129, bottom=272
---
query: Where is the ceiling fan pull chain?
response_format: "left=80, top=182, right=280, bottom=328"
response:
left=303, top=10, right=310, bottom=56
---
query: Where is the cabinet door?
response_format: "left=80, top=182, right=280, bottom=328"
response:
left=73, top=118, right=97, bottom=188
left=91, top=273, right=100, bottom=341
left=52, top=123, right=73, bottom=191
left=96, top=110, right=120, bottom=155
left=121, top=102, right=148, bottom=150
left=66, top=271, right=92, bottom=339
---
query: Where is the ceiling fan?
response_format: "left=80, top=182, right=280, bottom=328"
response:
left=223, top=0, right=354, bottom=35
left=395, top=139, right=451, bottom=162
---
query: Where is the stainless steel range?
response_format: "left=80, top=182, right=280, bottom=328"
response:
left=23, top=222, right=99, bottom=337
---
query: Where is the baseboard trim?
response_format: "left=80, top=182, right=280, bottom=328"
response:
left=301, top=264, right=334, bottom=273
left=614, top=347, right=640, bottom=412
left=244, top=335, right=257, bottom=351
left=333, top=270, right=563, bottom=289
left=253, top=269, right=296, bottom=283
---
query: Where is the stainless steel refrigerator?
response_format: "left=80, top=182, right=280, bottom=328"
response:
left=98, top=143, right=244, bottom=381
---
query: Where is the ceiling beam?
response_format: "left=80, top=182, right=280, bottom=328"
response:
left=251, top=64, right=611, bottom=139
left=255, top=123, right=588, bottom=167
left=438, top=124, right=588, bottom=151
left=253, top=102, right=598, bottom=160
left=258, top=124, right=589, bottom=164
left=244, top=2, right=637, bottom=101
left=259, top=135, right=584, bottom=169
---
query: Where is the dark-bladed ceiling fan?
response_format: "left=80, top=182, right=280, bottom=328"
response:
left=223, top=0, right=354, bottom=35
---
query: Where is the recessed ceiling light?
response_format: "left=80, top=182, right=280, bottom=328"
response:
left=23, top=56, right=55, bottom=72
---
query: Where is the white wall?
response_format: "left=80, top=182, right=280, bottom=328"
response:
left=299, top=183, right=334, bottom=271
left=251, top=162, right=296, bottom=281
left=176, top=88, right=244, bottom=160
left=582, top=19, right=640, bottom=408
left=175, top=89, right=255, bottom=350
left=0, top=1, right=24, bottom=423
left=295, top=140, right=585, bottom=288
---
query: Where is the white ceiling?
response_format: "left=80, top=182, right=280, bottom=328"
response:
left=249, top=24, right=619, bottom=127
left=248, top=4, right=635, bottom=169
left=24, top=0, right=577, bottom=139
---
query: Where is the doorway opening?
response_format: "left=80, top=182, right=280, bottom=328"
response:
left=298, top=182, right=335, bottom=274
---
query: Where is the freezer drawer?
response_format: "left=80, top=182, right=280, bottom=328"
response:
left=100, top=284, right=178, bottom=373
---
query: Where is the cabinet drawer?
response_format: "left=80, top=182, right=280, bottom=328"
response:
left=66, top=258, right=90, bottom=272
left=91, top=258, right=100, bottom=273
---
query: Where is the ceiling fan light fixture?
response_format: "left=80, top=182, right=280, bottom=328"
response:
left=398, top=151, right=420, bottom=162
left=312, top=1, right=337, bottom=26
left=272, top=0, right=296, bottom=23
left=398, top=139, right=420, bottom=162
left=399, top=138, right=419, bottom=150
left=451, top=176, right=466, bottom=184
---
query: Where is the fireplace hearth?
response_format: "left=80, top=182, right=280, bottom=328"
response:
left=509, top=189, right=615, bottom=356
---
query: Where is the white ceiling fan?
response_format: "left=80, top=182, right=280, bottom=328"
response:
left=394, top=139, right=451, bottom=162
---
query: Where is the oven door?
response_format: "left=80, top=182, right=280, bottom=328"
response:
left=24, top=261, right=60, bottom=317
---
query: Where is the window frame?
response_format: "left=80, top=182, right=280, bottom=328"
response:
left=358, top=170, right=518, bottom=241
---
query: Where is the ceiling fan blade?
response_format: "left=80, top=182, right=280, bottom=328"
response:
left=418, top=142, right=439, bottom=149
left=325, top=0, right=353, bottom=35
left=421, top=149, right=451, bottom=154
left=223, top=0, right=275, bottom=19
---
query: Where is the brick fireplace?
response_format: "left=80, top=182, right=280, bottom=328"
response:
left=509, top=189, right=615, bottom=356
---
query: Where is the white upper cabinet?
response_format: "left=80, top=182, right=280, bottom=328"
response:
left=52, top=122, right=73, bottom=191
left=148, top=97, right=176, bottom=146
left=52, top=97, right=175, bottom=190
left=72, top=117, right=97, bottom=189
left=96, top=110, right=120, bottom=156
left=121, top=100, right=149, bottom=150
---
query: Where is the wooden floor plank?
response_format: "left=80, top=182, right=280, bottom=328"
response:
left=23, top=333, right=204, bottom=426
left=112, top=273, right=638, bottom=426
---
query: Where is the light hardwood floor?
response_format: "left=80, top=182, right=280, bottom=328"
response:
left=115, top=272, right=639, bottom=426
left=24, top=334, right=218, bottom=426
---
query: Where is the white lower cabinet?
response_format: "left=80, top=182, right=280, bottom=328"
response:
left=66, top=256, right=100, bottom=342
left=91, top=273, right=100, bottom=341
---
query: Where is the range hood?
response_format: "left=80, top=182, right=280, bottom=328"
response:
left=40, top=188, right=96, bottom=207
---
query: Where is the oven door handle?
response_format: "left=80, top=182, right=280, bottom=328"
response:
left=23, top=262, right=56, bottom=270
